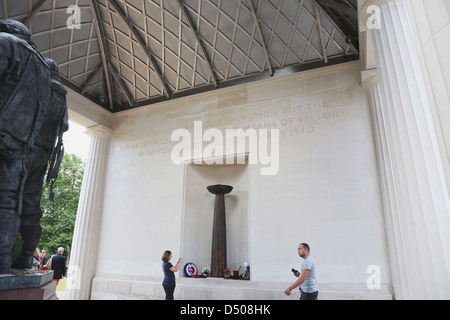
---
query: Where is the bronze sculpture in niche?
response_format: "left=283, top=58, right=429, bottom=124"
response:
left=207, top=184, right=233, bottom=278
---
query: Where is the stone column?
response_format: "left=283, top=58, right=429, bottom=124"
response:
left=362, top=71, right=408, bottom=299
left=64, top=125, right=112, bottom=300
left=361, top=0, right=450, bottom=299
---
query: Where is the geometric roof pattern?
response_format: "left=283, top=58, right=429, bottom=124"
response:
left=1, top=0, right=358, bottom=112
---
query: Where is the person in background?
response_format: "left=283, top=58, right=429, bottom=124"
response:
left=31, top=248, right=40, bottom=270
left=161, top=250, right=182, bottom=300
left=51, top=247, right=66, bottom=286
left=39, top=249, right=50, bottom=268
left=285, top=243, right=319, bottom=300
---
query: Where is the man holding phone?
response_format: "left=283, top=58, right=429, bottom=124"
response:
left=285, top=243, right=318, bottom=300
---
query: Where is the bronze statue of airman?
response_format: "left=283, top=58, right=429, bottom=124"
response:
left=0, top=19, right=68, bottom=274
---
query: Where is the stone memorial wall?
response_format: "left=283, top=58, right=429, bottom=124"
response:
left=91, top=61, right=392, bottom=299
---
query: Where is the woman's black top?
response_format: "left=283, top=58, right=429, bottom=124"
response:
left=162, top=262, right=175, bottom=281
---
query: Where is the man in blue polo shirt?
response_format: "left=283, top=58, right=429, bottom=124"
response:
left=285, top=243, right=318, bottom=300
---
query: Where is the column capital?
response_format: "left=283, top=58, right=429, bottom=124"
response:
left=85, top=124, right=113, bottom=138
left=361, top=69, right=379, bottom=88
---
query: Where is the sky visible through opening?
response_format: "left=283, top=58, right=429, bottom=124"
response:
left=64, top=121, right=90, bottom=161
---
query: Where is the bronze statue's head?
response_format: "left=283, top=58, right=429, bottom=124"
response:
left=0, top=19, right=31, bottom=40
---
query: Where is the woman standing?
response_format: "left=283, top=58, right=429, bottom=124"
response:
left=161, top=250, right=182, bottom=300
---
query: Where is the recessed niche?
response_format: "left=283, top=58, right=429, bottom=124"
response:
left=180, top=158, right=250, bottom=277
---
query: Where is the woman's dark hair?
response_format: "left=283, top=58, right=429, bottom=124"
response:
left=161, top=250, right=172, bottom=262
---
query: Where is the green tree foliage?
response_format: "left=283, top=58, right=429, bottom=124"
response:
left=38, top=153, right=85, bottom=256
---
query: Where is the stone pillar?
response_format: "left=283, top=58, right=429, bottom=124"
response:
left=361, top=0, right=450, bottom=299
left=64, top=125, right=112, bottom=300
left=362, top=71, right=408, bottom=299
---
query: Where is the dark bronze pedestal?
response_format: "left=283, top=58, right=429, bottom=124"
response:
left=207, top=184, right=233, bottom=278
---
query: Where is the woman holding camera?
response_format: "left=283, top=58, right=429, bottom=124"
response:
left=161, top=250, right=182, bottom=300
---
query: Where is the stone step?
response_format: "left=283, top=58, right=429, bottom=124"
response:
left=90, top=275, right=394, bottom=300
